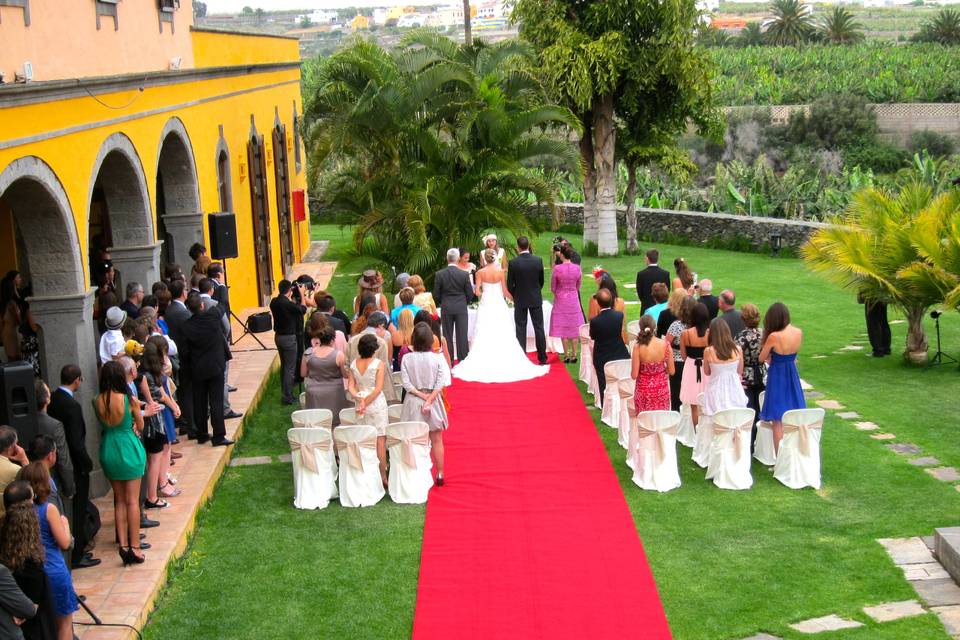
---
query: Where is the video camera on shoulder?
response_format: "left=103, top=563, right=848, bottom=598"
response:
left=292, top=275, right=315, bottom=304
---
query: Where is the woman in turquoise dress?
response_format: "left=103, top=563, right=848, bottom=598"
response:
left=759, top=302, right=805, bottom=453
left=95, top=360, right=147, bottom=565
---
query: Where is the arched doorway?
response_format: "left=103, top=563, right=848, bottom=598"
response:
left=88, top=133, right=158, bottom=293
left=156, top=119, right=202, bottom=268
left=247, top=120, right=274, bottom=306
left=272, top=113, right=295, bottom=275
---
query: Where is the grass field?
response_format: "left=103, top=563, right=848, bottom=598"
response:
left=144, top=224, right=960, bottom=639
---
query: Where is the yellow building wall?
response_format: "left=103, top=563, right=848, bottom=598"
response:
left=191, top=29, right=300, bottom=68
left=0, top=67, right=310, bottom=312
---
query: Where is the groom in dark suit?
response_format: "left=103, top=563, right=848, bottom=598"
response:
left=635, top=248, right=671, bottom=313
left=434, top=248, right=474, bottom=362
left=507, top=236, right=547, bottom=365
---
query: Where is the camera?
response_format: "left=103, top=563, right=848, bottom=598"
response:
left=291, top=275, right=315, bottom=304
left=931, top=310, right=942, bottom=319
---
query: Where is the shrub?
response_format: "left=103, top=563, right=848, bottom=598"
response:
left=842, top=142, right=909, bottom=173
left=786, top=94, right=878, bottom=150
left=909, top=130, right=956, bottom=158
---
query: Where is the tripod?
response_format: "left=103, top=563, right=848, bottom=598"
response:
left=222, top=261, right=270, bottom=350
left=927, top=313, right=956, bottom=368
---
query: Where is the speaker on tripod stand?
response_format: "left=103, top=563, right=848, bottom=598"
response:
left=0, top=361, right=39, bottom=444
left=927, top=310, right=956, bottom=368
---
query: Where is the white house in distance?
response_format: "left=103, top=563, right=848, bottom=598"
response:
left=295, top=9, right=339, bottom=24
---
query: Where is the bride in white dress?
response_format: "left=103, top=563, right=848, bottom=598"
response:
left=452, top=249, right=550, bottom=383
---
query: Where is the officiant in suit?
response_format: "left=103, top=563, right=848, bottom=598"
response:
left=507, top=236, right=547, bottom=365
left=635, top=248, right=671, bottom=313
left=590, top=288, right=629, bottom=403
left=434, top=248, right=474, bottom=362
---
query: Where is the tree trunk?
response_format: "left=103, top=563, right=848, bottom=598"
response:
left=579, top=113, right=598, bottom=253
left=463, top=0, right=472, bottom=45
left=904, top=306, right=929, bottom=363
left=625, top=161, right=639, bottom=254
left=592, top=94, right=618, bottom=256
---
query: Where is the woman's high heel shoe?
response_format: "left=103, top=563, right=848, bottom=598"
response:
left=119, top=546, right=145, bottom=566
left=435, top=475, right=444, bottom=487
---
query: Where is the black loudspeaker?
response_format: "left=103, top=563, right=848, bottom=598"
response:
left=246, top=312, right=272, bottom=333
left=0, top=362, right=38, bottom=445
left=208, top=212, right=238, bottom=260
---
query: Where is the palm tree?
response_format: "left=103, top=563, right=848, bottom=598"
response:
left=818, top=6, right=864, bottom=44
left=763, top=0, right=814, bottom=46
left=463, top=0, right=472, bottom=45
left=737, top=22, right=766, bottom=47
left=304, top=35, right=580, bottom=277
left=913, top=8, right=960, bottom=45
left=803, top=184, right=960, bottom=362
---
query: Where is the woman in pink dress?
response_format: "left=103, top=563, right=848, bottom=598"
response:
left=549, top=245, right=585, bottom=363
left=631, top=315, right=674, bottom=413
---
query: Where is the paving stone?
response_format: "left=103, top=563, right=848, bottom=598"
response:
left=914, top=579, right=960, bottom=607
left=841, top=345, right=865, bottom=351
left=863, top=600, right=926, bottom=623
left=891, top=319, right=906, bottom=325
left=811, top=354, right=828, bottom=359
left=871, top=433, right=897, bottom=440
left=926, top=467, right=960, bottom=482
left=277, top=453, right=293, bottom=463
left=855, top=421, right=880, bottom=431
left=623, top=300, right=640, bottom=306
left=799, top=378, right=813, bottom=391
left=623, top=283, right=636, bottom=288
left=804, top=390, right=825, bottom=399
left=909, top=457, right=942, bottom=467
left=924, top=535, right=937, bottom=551
left=228, top=456, right=272, bottom=467
left=837, top=411, right=861, bottom=419
left=878, top=537, right=936, bottom=565
left=789, top=614, right=864, bottom=633
left=816, top=400, right=845, bottom=410
left=887, top=443, right=923, bottom=455
left=739, top=634, right=782, bottom=640
left=903, top=563, right=951, bottom=581
left=932, top=605, right=960, bottom=636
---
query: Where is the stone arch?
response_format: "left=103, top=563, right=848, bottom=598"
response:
left=156, top=117, right=202, bottom=266
left=88, top=132, right=159, bottom=288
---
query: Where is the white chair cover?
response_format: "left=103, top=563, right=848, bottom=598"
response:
left=677, top=403, right=696, bottom=448
left=753, top=391, right=776, bottom=466
left=333, top=425, right=385, bottom=507
left=708, top=408, right=755, bottom=490
left=291, top=409, right=333, bottom=428
left=287, top=427, right=338, bottom=509
left=385, top=421, right=433, bottom=504
left=629, top=411, right=682, bottom=492
left=388, top=404, right=403, bottom=424
left=691, top=393, right=713, bottom=468
left=601, top=359, right=633, bottom=429
left=773, top=408, right=825, bottom=490
left=626, top=320, right=640, bottom=345
left=578, top=324, right=599, bottom=401
left=339, top=408, right=357, bottom=425
left=299, top=392, right=306, bottom=409
left=616, top=377, right=636, bottom=449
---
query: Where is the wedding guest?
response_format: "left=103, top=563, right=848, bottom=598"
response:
left=33, top=382, right=74, bottom=506
left=301, top=325, right=349, bottom=425
left=162, top=263, right=184, bottom=284
left=680, top=302, right=711, bottom=427
left=400, top=323, right=452, bottom=485
left=94, top=361, right=146, bottom=565
left=736, top=303, right=766, bottom=451
left=407, top=276, right=437, bottom=316
left=305, top=310, right=348, bottom=353
left=550, top=245, right=585, bottom=363
left=188, top=243, right=211, bottom=278
left=859, top=291, right=891, bottom=357
left=590, top=289, right=629, bottom=404
left=553, top=238, right=581, bottom=266
left=353, top=271, right=390, bottom=316
left=17, top=295, right=40, bottom=377
left=416, top=310, right=451, bottom=367
left=0, top=563, right=36, bottom=640
left=1, top=481, right=55, bottom=640
left=635, top=249, right=671, bottom=313
left=312, top=293, right=348, bottom=336
left=631, top=315, right=673, bottom=414
left=644, top=282, right=670, bottom=323
left=588, top=271, right=627, bottom=344
left=697, top=279, right=719, bottom=319
left=759, top=302, right=805, bottom=453
left=657, top=289, right=687, bottom=338
left=433, top=249, right=473, bottom=363
left=198, top=278, right=239, bottom=419
left=207, top=262, right=230, bottom=318
left=0, top=271, right=23, bottom=362
left=348, top=334, right=389, bottom=486
left=0, top=427, right=29, bottom=517
left=718, top=290, right=745, bottom=336
left=478, top=233, right=506, bottom=269
left=392, top=273, right=410, bottom=309
left=666, top=297, right=695, bottom=411
left=393, top=309, right=416, bottom=366
left=164, top=280, right=194, bottom=438
left=391, top=288, right=422, bottom=326
left=456, top=248, right=477, bottom=291
left=17, top=462, right=76, bottom=639
left=701, top=319, right=748, bottom=419
left=47, top=366, right=99, bottom=569
left=98, top=307, right=127, bottom=365
left=270, top=281, right=307, bottom=406
left=673, top=258, right=695, bottom=293
left=94, top=290, right=119, bottom=336
left=179, top=293, right=233, bottom=445
left=139, top=339, right=178, bottom=509
left=151, top=281, right=168, bottom=297
left=119, top=282, right=144, bottom=321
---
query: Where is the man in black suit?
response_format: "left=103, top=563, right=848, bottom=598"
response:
left=590, top=288, right=630, bottom=404
left=698, top=278, right=720, bottom=319
left=635, top=249, right=671, bottom=313
left=178, top=292, right=233, bottom=446
left=164, top=279, right=195, bottom=437
left=315, top=295, right=348, bottom=335
left=47, top=364, right=101, bottom=568
left=433, top=248, right=474, bottom=362
left=507, top=236, right=547, bottom=365
left=270, top=280, right=307, bottom=405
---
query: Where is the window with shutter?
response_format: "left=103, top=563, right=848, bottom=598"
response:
left=0, top=0, right=31, bottom=27
left=95, top=0, right=119, bottom=31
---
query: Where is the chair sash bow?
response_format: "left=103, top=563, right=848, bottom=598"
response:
left=710, top=419, right=754, bottom=462
left=634, top=423, right=679, bottom=465
left=782, top=419, right=823, bottom=456
left=617, top=378, right=635, bottom=401
left=385, top=433, right=431, bottom=469
left=288, top=438, right=331, bottom=474
left=292, top=416, right=332, bottom=429
left=334, top=436, right=378, bottom=471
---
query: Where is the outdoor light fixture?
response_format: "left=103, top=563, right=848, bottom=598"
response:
left=769, top=233, right=782, bottom=257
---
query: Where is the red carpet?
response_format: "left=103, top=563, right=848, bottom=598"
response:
left=412, top=356, right=672, bottom=639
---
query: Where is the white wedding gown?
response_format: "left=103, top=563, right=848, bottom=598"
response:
left=452, top=281, right=550, bottom=383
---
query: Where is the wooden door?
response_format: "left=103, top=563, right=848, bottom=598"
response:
left=247, top=134, right=274, bottom=306
left=273, top=124, right=295, bottom=275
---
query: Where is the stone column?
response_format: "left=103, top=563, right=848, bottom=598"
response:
left=111, top=242, right=162, bottom=291
left=161, top=212, right=204, bottom=267
left=29, top=289, right=109, bottom=496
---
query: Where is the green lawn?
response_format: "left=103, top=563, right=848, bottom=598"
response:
left=144, top=224, right=960, bottom=639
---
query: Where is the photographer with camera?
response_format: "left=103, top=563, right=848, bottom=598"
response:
left=552, top=237, right=581, bottom=267
left=270, top=280, right=308, bottom=405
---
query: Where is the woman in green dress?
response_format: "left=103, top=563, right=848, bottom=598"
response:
left=95, top=361, right=147, bottom=565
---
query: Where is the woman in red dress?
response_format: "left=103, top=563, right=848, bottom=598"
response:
left=631, top=315, right=675, bottom=413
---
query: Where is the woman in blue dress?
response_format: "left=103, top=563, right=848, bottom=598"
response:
left=759, top=302, right=805, bottom=453
left=20, top=461, right=77, bottom=640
